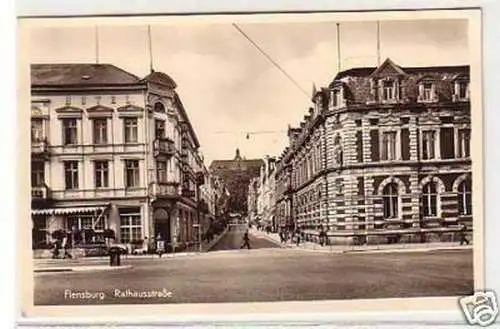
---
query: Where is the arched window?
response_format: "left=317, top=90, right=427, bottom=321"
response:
left=458, top=179, right=472, bottom=215
left=422, top=182, right=438, bottom=217
left=383, top=183, right=399, bottom=219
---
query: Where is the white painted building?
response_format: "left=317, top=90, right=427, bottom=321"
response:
left=31, top=64, right=210, bottom=251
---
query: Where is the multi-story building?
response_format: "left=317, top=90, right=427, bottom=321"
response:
left=276, top=58, right=472, bottom=244
left=209, top=149, right=263, bottom=215
left=247, top=177, right=260, bottom=225
left=255, top=156, right=277, bottom=230
left=30, top=63, right=210, bottom=250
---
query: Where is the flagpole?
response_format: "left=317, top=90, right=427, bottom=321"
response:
left=148, top=25, right=154, bottom=72
left=336, top=23, right=341, bottom=72
left=95, top=26, right=99, bottom=64
left=376, top=21, right=381, bottom=66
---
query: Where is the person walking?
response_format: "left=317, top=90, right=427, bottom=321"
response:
left=240, top=230, right=251, bottom=249
left=61, top=233, right=73, bottom=259
left=279, top=230, right=286, bottom=244
left=295, top=228, right=301, bottom=246
left=156, top=233, right=165, bottom=258
left=459, top=224, right=470, bottom=245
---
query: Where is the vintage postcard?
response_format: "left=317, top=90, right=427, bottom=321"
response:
left=17, top=8, right=486, bottom=324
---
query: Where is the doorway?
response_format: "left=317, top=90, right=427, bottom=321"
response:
left=153, top=208, right=171, bottom=244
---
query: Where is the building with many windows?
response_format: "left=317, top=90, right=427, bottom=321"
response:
left=254, top=156, right=277, bottom=230
left=275, top=58, right=472, bottom=245
left=30, top=63, right=212, bottom=251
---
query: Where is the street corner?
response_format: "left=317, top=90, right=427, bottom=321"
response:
left=35, top=264, right=133, bottom=274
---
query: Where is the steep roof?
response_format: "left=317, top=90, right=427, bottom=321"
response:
left=332, top=61, right=469, bottom=84
left=31, top=63, right=141, bottom=86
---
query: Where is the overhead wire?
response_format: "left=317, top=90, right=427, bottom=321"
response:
left=232, top=23, right=312, bottom=101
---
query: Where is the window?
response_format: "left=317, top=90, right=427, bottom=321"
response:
left=94, top=161, right=109, bottom=188
left=124, top=118, right=138, bottom=143
left=332, top=89, right=342, bottom=107
left=62, top=118, right=78, bottom=145
left=370, top=118, right=379, bottom=126
left=458, top=129, right=471, bottom=158
left=155, top=120, right=165, bottom=139
left=458, top=179, right=472, bottom=216
left=65, top=96, right=71, bottom=106
left=31, top=119, right=44, bottom=142
left=422, top=82, right=433, bottom=101
left=119, top=211, right=142, bottom=243
left=125, top=160, right=140, bottom=187
left=382, top=183, right=399, bottom=219
left=458, top=81, right=468, bottom=99
left=64, top=161, right=79, bottom=189
left=111, top=96, right=116, bottom=104
left=381, top=131, right=397, bottom=161
left=93, top=119, right=108, bottom=144
left=382, top=80, right=395, bottom=101
left=81, top=96, right=86, bottom=105
left=422, top=130, right=436, bottom=160
left=422, top=182, right=438, bottom=217
left=157, top=161, right=167, bottom=182
left=31, top=161, right=44, bottom=187
left=67, top=215, right=106, bottom=233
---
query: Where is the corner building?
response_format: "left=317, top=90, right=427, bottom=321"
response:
left=276, top=58, right=472, bottom=244
left=31, top=64, right=208, bottom=250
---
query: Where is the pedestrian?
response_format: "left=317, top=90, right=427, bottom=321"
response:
left=51, top=238, right=61, bottom=259
left=295, top=229, right=301, bottom=246
left=279, top=230, right=286, bottom=244
left=460, top=224, right=470, bottom=245
left=240, top=230, right=251, bottom=249
left=156, top=233, right=165, bottom=258
left=61, top=234, right=72, bottom=259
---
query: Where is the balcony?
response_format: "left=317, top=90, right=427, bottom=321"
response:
left=151, top=182, right=179, bottom=198
left=32, top=185, right=49, bottom=199
left=182, top=188, right=196, bottom=198
left=153, top=138, right=175, bottom=157
left=31, top=139, right=50, bottom=158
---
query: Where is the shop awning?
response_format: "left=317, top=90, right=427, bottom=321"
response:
left=31, top=205, right=108, bottom=216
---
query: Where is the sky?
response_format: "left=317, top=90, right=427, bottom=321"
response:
left=29, top=19, right=469, bottom=165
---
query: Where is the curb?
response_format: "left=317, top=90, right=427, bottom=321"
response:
left=35, top=265, right=133, bottom=273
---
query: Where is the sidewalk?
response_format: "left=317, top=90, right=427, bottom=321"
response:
left=34, top=227, right=231, bottom=268
left=249, top=228, right=473, bottom=254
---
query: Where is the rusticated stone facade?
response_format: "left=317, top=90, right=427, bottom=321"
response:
left=275, top=58, right=472, bottom=245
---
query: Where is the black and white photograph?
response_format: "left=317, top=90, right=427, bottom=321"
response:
left=19, top=9, right=483, bottom=317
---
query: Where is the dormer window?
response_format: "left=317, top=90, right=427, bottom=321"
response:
left=330, top=84, right=344, bottom=108
left=382, top=80, right=394, bottom=100
left=452, top=75, right=469, bottom=102
left=423, top=83, right=432, bottom=100
left=418, top=79, right=437, bottom=102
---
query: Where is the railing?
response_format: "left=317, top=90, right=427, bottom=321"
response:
left=151, top=182, right=179, bottom=198
left=32, top=186, right=49, bottom=199
left=31, top=139, right=49, bottom=155
left=153, top=138, right=175, bottom=157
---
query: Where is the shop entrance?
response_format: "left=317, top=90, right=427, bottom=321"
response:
left=153, top=208, right=171, bottom=244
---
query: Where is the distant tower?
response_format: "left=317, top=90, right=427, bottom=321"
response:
left=235, top=148, right=242, bottom=161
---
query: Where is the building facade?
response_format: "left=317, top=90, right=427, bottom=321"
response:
left=209, top=149, right=264, bottom=216
left=247, top=177, right=260, bottom=225
left=254, top=156, right=277, bottom=230
left=275, top=58, right=472, bottom=244
left=30, top=63, right=212, bottom=250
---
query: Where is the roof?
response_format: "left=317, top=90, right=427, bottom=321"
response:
left=210, top=159, right=264, bottom=168
left=31, top=63, right=141, bottom=86
left=142, top=70, right=177, bottom=89
left=333, top=63, right=469, bottom=82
